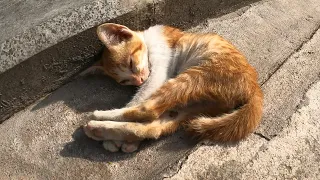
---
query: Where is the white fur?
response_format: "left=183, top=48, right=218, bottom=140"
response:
left=136, top=32, right=149, bottom=73
left=127, top=25, right=174, bottom=106
left=85, top=121, right=128, bottom=141
left=93, top=25, right=209, bottom=119
left=93, top=108, right=126, bottom=121
left=93, top=25, right=174, bottom=118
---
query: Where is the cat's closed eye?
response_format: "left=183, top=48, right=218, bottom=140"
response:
left=119, top=79, right=130, bottom=84
left=129, top=57, right=137, bottom=73
left=129, top=57, right=133, bottom=71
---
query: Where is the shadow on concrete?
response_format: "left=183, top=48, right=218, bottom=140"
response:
left=30, top=0, right=261, bottom=112
left=112, top=0, right=261, bottom=31
left=31, top=75, right=136, bottom=112
left=28, top=0, right=260, bottom=162
left=60, top=127, right=197, bottom=162
left=60, top=127, right=135, bottom=162
left=30, top=74, right=196, bottom=161
left=2, top=0, right=262, bottom=123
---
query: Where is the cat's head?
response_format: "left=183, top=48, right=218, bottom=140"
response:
left=97, top=23, right=149, bottom=86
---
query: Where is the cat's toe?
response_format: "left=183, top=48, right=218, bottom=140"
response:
left=103, top=140, right=123, bottom=152
left=121, top=141, right=140, bottom=153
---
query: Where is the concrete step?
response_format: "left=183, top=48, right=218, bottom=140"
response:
left=1, top=0, right=320, bottom=179
left=0, top=0, right=155, bottom=122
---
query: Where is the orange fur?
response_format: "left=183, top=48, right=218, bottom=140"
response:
left=84, top=24, right=264, bottom=148
left=96, top=24, right=149, bottom=85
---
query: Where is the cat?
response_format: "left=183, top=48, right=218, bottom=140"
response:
left=83, top=23, right=263, bottom=153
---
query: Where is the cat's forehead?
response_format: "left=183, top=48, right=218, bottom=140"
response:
left=127, top=37, right=144, bottom=53
left=109, top=37, right=143, bottom=60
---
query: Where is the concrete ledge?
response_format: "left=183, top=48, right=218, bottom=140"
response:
left=0, top=0, right=151, bottom=122
left=0, top=0, right=259, bottom=122
left=0, top=0, right=149, bottom=73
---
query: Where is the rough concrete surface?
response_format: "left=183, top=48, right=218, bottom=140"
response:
left=166, top=80, right=320, bottom=180
left=0, top=0, right=149, bottom=73
left=1, top=0, right=320, bottom=179
left=165, top=24, right=320, bottom=180
left=0, top=0, right=260, bottom=123
left=0, top=0, right=154, bottom=122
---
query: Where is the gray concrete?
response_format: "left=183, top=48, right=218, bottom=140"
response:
left=167, top=81, right=320, bottom=179
left=0, top=0, right=154, bottom=122
left=0, top=0, right=259, bottom=123
left=1, top=0, right=320, bottom=179
left=166, top=21, right=320, bottom=180
left=0, top=0, right=148, bottom=73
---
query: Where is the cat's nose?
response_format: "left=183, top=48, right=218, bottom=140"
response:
left=133, top=77, right=144, bottom=86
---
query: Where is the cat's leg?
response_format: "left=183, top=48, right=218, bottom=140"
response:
left=117, top=69, right=209, bottom=122
left=84, top=112, right=184, bottom=152
left=79, top=60, right=105, bottom=76
left=93, top=68, right=206, bottom=122
left=84, top=118, right=180, bottom=141
left=91, top=66, right=171, bottom=150
left=79, top=66, right=105, bottom=76
left=92, top=108, right=130, bottom=121
left=92, top=67, right=170, bottom=121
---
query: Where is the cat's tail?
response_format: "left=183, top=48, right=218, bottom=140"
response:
left=186, top=87, right=263, bottom=142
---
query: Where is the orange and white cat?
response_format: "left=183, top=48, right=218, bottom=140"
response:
left=83, top=23, right=263, bottom=153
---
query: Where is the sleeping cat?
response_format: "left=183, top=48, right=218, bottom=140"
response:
left=83, top=23, right=263, bottom=153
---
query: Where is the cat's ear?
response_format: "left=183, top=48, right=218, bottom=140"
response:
left=97, top=23, right=133, bottom=46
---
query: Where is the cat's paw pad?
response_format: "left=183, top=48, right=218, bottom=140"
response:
left=103, top=140, right=123, bottom=152
left=121, top=141, right=140, bottom=153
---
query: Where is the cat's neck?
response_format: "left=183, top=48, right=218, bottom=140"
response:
left=140, top=25, right=184, bottom=77
left=141, top=26, right=174, bottom=69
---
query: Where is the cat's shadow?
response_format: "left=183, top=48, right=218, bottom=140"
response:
left=32, top=0, right=260, bottom=161
left=32, top=75, right=138, bottom=161
left=59, top=126, right=198, bottom=162
left=59, top=127, right=135, bottom=162
left=32, top=74, right=136, bottom=113
left=32, top=75, right=198, bottom=161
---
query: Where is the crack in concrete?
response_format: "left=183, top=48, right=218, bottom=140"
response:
left=162, top=154, right=189, bottom=179
left=293, top=78, right=320, bottom=114
left=253, top=23, right=320, bottom=140
left=162, top=22, right=320, bottom=180
left=257, top=77, right=320, bottom=142
left=261, top=23, right=320, bottom=87
left=253, top=132, right=271, bottom=141
left=158, top=5, right=320, bottom=179
left=161, top=145, right=201, bottom=179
